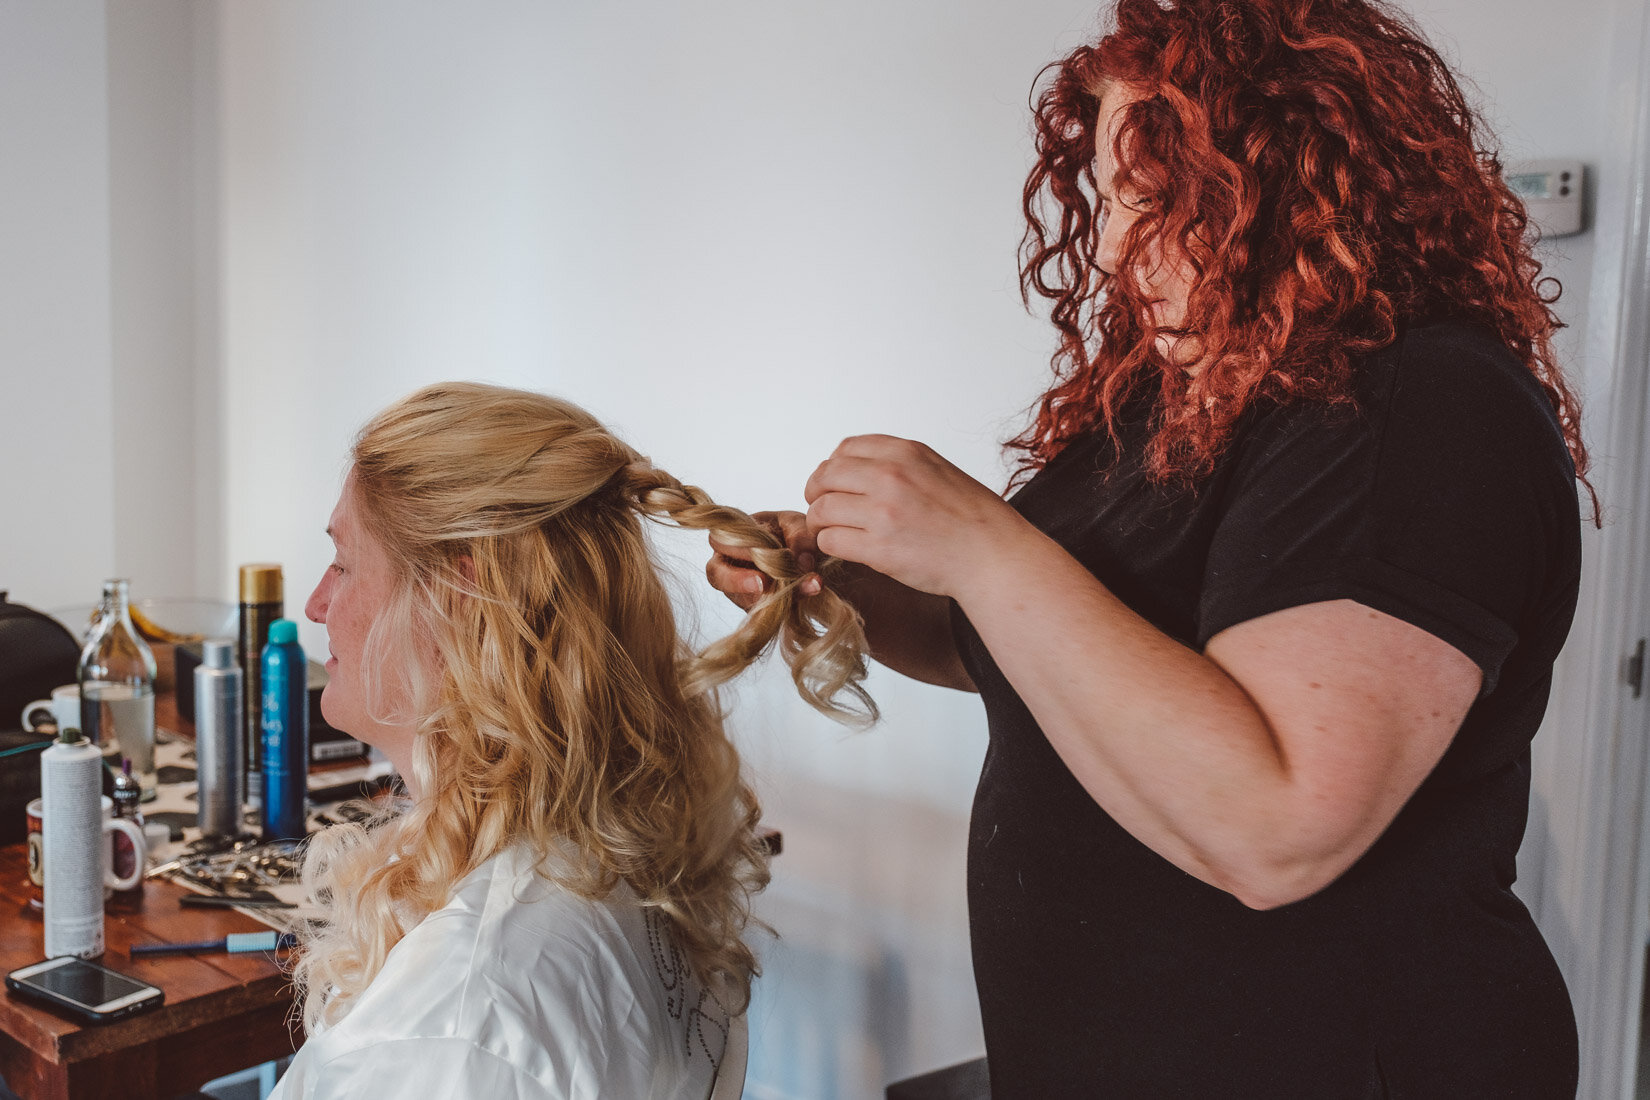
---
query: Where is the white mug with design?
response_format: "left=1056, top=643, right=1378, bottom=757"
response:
left=25, top=795, right=146, bottom=910
left=21, top=684, right=82, bottom=736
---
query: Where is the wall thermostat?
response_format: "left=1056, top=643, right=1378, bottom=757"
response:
left=1504, top=159, right=1586, bottom=238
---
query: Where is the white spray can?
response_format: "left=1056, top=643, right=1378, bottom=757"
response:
left=41, top=727, right=105, bottom=958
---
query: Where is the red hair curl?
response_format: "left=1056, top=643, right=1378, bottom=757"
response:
left=1015, top=0, right=1593, bottom=517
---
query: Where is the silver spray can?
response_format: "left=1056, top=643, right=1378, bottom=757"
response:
left=195, top=638, right=245, bottom=836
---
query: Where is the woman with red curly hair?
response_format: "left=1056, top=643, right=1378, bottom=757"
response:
left=711, top=0, right=1585, bottom=1093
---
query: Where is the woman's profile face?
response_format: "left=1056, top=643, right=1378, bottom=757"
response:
left=1093, top=83, right=1196, bottom=354
left=304, top=474, right=417, bottom=772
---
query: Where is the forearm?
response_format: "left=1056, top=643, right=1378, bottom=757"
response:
left=829, top=560, right=976, bottom=692
left=952, top=521, right=1318, bottom=903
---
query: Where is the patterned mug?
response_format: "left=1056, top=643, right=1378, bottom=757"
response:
left=25, top=796, right=145, bottom=911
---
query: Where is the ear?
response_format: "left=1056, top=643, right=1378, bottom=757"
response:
left=456, top=554, right=477, bottom=584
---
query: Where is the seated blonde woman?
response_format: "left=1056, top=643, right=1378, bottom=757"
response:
left=268, top=382, right=870, bottom=1100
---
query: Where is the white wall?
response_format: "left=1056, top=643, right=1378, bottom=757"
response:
left=107, top=0, right=201, bottom=600
left=0, top=0, right=204, bottom=617
left=0, top=1, right=114, bottom=613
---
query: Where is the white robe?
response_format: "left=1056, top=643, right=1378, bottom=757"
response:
left=268, top=844, right=734, bottom=1100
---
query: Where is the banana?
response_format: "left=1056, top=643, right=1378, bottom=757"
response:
left=127, top=602, right=205, bottom=645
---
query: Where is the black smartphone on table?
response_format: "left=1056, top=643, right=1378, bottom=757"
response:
left=5, top=956, right=164, bottom=1024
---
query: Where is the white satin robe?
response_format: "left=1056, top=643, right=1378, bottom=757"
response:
left=267, top=844, right=736, bottom=1099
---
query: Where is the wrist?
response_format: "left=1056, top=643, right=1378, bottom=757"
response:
left=946, top=509, right=1051, bottom=606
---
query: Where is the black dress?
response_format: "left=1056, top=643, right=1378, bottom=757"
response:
left=952, top=322, right=1582, bottom=1098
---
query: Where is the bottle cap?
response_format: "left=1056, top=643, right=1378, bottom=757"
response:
left=239, top=564, right=283, bottom=604
left=202, top=638, right=236, bottom=668
left=268, top=619, right=298, bottom=645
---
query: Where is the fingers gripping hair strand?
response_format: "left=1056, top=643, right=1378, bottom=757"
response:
left=623, top=463, right=879, bottom=726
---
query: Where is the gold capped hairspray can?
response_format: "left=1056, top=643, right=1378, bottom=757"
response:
left=239, top=565, right=283, bottom=802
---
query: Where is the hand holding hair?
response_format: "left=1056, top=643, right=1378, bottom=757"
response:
left=708, top=511, right=822, bottom=607
left=803, top=434, right=1036, bottom=600
left=621, top=463, right=876, bottom=725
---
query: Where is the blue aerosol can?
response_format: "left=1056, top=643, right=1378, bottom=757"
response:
left=260, top=619, right=310, bottom=840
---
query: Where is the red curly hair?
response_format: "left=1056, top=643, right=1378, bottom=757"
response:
left=1015, top=0, right=1592, bottom=513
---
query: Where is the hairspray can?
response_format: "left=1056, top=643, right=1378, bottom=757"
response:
left=239, top=564, right=283, bottom=801
left=195, top=638, right=245, bottom=836
left=261, top=619, right=309, bottom=840
left=42, top=727, right=105, bottom=958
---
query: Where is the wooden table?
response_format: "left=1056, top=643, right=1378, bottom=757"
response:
left=0, top=671, right=308, bottom=1100
left=0, top=844, right=301, bottom=1100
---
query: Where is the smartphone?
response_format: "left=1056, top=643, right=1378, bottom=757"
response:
left=5, top=957, right=164, bottom=1025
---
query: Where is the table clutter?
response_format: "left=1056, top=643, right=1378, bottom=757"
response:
left=5, top=576, right=401, bottom=978
left=134, top=726, right=394, bottom=933
left=0, top=569, right=398, bottom=1099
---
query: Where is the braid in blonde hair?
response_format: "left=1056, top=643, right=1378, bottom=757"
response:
left=617, top=462, right=877, bottom=725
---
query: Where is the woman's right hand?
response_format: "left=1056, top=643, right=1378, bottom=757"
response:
left=706, top=510, right=823, bottom=611
left=710, top=510, right=974, bottom=691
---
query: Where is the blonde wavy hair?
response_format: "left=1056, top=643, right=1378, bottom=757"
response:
left=293, top=381, right=873, bottom=1032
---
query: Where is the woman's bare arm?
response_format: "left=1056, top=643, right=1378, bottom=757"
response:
left=956, top=525, right=1477, bottom=909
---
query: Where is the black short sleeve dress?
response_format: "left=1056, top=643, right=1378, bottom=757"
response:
left=951, top=322, right=1582, bottom=1098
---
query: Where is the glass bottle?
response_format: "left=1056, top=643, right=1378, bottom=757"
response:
left=78, top=579, right=158, bottom=800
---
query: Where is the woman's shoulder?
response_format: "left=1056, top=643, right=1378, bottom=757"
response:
left=1239, top=320, right=1570, bottom=466
left=310, top=847, right=607, bottom=1035
left=1360, top=320, right=1564, bottom=433
left=417, top=843, right=694, bottom=1004
left=298, top=843, right=727, bottom=1095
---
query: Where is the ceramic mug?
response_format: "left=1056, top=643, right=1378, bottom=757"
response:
left=25, top=796, right=145, bottom=911
left=20, top=684, right=80, bottom=736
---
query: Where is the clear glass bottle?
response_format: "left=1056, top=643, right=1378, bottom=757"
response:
left=77, top=579, right=158, bottom=800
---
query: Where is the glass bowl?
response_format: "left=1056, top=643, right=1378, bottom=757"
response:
left=49, top=598, right=238, bottom=646
left=129, top=598, right=239, bottom=645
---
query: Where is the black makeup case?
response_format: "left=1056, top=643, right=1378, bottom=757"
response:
left=0, top=591, right=81, bottom=842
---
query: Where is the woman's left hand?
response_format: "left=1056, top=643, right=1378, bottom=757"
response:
left=803, top=434, right=1033, bottom=597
